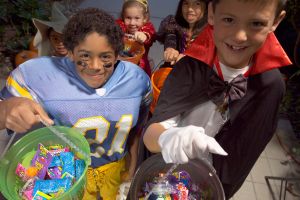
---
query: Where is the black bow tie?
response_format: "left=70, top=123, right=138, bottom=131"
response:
left=208, top=71, right=248, bottom=107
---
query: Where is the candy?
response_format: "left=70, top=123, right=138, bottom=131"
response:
left=26, top=166, right=39, bottom=178
left=139, top=170, right=211, bottom=199
left=75, top=159, right=85, bottom=181
left=31, top=144, right=53, bottom=179
left=33, top=178, right=72, bottom=195
left=16, top=143, right=86, bottom=199
left=60, top=152, right=75, bottom=178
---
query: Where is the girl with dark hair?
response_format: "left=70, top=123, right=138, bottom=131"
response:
left=156, top=0, right=207, bottom=66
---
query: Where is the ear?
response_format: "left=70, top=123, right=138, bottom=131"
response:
left=143, top=14, right=149, bottom=23
left=270, top=10, right=286, bottom=32
left=207, top=2, right=214, bottom=26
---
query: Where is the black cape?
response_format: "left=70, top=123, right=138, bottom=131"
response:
left=147, top=56, right=284, bottom=198
left=146, top=25, right=291, bottom=198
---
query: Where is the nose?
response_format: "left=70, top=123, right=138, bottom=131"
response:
left=187, top=5, right=194, bottom=10
left=129, top=19, right=136, bottom=26
left=233, top=28, right=248, bottom=43
left=89, top=57, right=103, bottom=70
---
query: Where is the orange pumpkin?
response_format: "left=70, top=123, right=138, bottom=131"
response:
left=15, top=50, right=38, bottom=67
left=118, top=38, right=145, bottom=65
left=150, top=67, right=173, bottom=113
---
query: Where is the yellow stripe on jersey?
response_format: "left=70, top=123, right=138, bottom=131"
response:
left=7, top=75, right=34, bottom=100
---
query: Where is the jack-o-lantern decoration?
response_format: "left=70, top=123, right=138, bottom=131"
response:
left=15, top=50, right=38, bottom=67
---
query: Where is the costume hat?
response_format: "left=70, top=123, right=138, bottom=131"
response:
left=32, top=2, right=69, bottom=56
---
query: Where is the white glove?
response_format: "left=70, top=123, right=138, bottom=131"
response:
left=158, top=125, right=228, bottom=164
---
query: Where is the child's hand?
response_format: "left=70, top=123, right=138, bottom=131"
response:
left=1, top=97, right=53, bottom=133
left=164, top=47, right=180, bottom=65
left=134, top=31, right=147, bottom=43
left=176, top=53, right=185, bottom=63
left=158, top=125, right=228, bottom=164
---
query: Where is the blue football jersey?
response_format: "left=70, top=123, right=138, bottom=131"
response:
left=1, top=57, right=152, bottom=167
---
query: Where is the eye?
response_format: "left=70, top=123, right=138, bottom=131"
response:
left=251, top=21, right=267, bottom=28
left=195, top=2, right=202, bottom=6
left=80, top=53, right=90, bottom=60
left=100, top=54, right=112, bottom=62
left=222, top=17, right=234, bottom=24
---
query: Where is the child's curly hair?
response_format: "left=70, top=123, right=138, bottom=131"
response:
left=62, top=8, right=124, bottom=55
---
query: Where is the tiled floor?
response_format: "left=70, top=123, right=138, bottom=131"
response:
left=231, top=119, right=300, bottom=200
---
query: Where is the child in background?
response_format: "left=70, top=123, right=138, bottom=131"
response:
left=156, top=0, right=207, bottom=66
left=32, top=1, right=69, bottom=57
left=144, top=0, right=291, bottom=198
left=116, top=0, right=156, bottom=77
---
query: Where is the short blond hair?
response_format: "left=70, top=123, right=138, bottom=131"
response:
left=121, top=0, right=150, bottom=21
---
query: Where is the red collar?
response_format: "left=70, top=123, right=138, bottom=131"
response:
left=184, top=25, right=292, bottom=75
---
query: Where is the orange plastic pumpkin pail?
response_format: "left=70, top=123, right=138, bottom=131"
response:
left=150, top=67, right=172, bottom=113
left=119, top=38, right=145, bottom=65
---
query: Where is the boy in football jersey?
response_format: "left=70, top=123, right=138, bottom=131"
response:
left=143, top=0, right=291, bottom=198
left=0, top=8, right=151, bottom=200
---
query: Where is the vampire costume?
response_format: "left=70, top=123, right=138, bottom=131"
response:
left=146, top=25, right=291, bottom=199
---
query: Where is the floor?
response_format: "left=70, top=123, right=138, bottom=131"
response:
left=230, top=118, right=300, bottom=200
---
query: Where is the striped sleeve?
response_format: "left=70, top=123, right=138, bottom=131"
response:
left=4, top=68, right=34, bottom=100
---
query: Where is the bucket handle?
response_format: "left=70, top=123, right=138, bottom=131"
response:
left=0, top=132, right=16, bottom=160
left=0, top=131, right=15, bottom=194
left=151, top=59, right=164, bottom=74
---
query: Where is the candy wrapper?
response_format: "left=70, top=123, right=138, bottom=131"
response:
left=31, top=144, right=53, bottom=179
left=47, top=167, right=62, bottom=179
left=16, top=163, right=30, bottom=182
left=32, top=191, right=52, bottom=200
left=33, top=177, right=72, bottom=196
left=75, top=159, right=85, bottom=181
left=60, top=152, right=75, bottom=178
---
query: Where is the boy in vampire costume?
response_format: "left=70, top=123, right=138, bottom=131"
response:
left=143, top=0, right=291, bottom=198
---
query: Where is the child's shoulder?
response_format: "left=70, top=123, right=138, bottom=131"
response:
left=140, top=21, right=156, bottom=32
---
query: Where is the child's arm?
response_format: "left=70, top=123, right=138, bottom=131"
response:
left=115, top=19, right=127, bottom=33
left=156, top=15, right=180, bottom=50
left=143, top=123, right=165, bottom=152
left=126, top=132, right=139, bottom=180
left=139, top=21, right=156, bottom=47
left=0, top=97, right=52, bottom=132
left=0, top=68, right=54, bottom=132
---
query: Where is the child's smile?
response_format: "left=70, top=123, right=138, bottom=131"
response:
left=208, top=0, right=285, bottom=68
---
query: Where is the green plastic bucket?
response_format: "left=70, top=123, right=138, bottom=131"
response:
left=0, top=126, right=91, bottom=200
